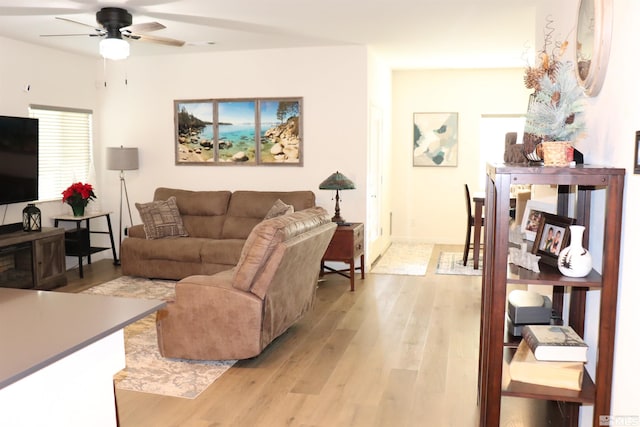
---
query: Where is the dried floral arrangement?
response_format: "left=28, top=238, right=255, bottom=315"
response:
left=524, top=18, right=586, bottom=143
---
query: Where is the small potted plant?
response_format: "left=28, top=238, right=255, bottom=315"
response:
left=523, top=30, right=586, bottom=166
left=62, top=182, right=96, bottom=217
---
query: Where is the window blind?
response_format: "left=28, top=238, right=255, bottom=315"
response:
left=29, top=105, right=93, bottom=201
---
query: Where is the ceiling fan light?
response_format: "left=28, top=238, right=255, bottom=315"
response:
left=99, top=38, right=130, bottom=60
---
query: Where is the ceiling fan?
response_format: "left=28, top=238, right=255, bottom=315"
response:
left=40, top=7, right=185, bottom=60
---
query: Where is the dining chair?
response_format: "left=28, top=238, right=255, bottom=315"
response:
left=463, top=184, right=484, bottom=266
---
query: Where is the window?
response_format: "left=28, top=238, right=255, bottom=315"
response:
left=29, top=105, right=93, bottom=201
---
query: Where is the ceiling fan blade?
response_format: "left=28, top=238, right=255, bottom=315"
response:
left=40, top=33, right=102, bottom=38
left=124, top=31, right=185, bottom=47
left=55, top=16, right=103, bottom=32
left=124, top=22, right=166, bottom=33
left=0, top=7, right=81, bottom=16
left=144, top=11, right=303, bottom=37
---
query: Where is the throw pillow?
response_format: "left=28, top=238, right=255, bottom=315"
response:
left=135, top=196, right=189, bottom=239
left=264, top=199, right=294, bottom=220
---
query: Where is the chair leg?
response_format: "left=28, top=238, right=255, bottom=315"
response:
left=114, top=381, right=120, bottom=427
left=463, top=221, right=472, bottom=266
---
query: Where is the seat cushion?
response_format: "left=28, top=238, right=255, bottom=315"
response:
left=200, top=239, right=245, bottom=266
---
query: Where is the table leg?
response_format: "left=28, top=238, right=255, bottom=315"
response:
left=85, top=219, right=92, bottom=265
left=76, top=221, right=84, bottom=278
left=473, top=200, right=483, bottom=270
left=104, top=214, right=118, bottom=265
left=349, top=260, right=355, bottom=292
left=360, top=254, right=365, bottom=279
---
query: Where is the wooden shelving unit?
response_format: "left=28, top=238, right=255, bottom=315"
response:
left=477, top=164, right=624, bottom=427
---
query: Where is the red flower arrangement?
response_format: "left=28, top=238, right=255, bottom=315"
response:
left=62, top=182, right=96, bottom=216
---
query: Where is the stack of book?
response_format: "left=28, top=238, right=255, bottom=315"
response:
left=509, top=325, right=588, bottom=391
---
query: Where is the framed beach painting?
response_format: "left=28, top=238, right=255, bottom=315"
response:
left=413, top=112, right=458, bottom=167
left=174, top=97, right=303, bottom=166
left=259, top=98, right=302, bottom=165
left=175, top=100, right=215, bottom=163
left=218, top=100, right=257, bottom=164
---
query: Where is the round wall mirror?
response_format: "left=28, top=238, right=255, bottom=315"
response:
left=575, top=0, right=613, bottom=97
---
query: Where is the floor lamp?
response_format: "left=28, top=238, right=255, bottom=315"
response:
left=106, top=146, right=139, bottom=265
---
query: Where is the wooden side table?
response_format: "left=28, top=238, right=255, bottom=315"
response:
left=320, top=222, right=364, bottom=291
left=53, top=211, right=117, bottom=278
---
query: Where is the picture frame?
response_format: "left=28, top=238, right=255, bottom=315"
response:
left=412, top=112, right=458, bottom=167
left=532, top=213, right=575, bottom=266
left=174, top=97, right=302, bottom=166
left=634, top=130, right=640, bottom=174
left=521, top=200, right=557, bottom=241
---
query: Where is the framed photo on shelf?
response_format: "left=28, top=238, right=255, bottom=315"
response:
left=521, top=200, right=556, bottom=241
left=532, top=213, right=575, bottom=266
left=412, top=112, right=458, bottom=167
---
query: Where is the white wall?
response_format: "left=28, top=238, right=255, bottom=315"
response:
left=95, top=46, right=370, bottom=259
left=391, top=68, right=530, bottom=243
left=579, top=0, right=640, bottom=421
left=530, top=1, right=640, bottom=423
left=0, top=36, right=98, bottom=234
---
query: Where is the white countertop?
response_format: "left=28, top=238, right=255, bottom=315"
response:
left=0, top=288, right=164, bottom=389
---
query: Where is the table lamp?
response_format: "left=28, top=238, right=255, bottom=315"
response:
left=106, top=146, right=139, bottom=263
left=319, top=171, right=355, bottom=224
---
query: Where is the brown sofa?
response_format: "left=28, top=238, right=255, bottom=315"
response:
left=121, top=187, right=316, bottom=280
left=156, top=206, right=337, bottom=360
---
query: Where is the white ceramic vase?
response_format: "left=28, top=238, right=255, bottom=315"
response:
left=557, top=225, right=592, bottom=277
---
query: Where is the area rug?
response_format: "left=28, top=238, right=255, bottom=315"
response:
left=82, top=276, right=236, bottom=399
left=435, top=252, right=483, bottom=276
left=370, top=242, right=433, bottom=276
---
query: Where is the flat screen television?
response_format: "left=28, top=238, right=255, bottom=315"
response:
left=0, top=115, right=38, bottom=205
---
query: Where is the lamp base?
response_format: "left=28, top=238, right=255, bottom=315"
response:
left=331, top=190, right=346, bottom=224
left=331, top=214, right=346, bottom=224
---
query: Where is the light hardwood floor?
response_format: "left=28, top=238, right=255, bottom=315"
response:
left=60, top=245, right=557, bottom=427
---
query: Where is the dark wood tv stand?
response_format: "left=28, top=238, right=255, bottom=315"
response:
left=0, top=227, right=67, bottom=290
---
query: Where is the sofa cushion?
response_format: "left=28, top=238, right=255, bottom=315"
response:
left=124, top=236, right=204, bottom=262
left=222, top=191, right=315, bottom=239
left=200, top=239, right=245, bottom=265
left=264, top=199, right=294, bottom=220
left=154, top=188, right=231, bottom=239
left=135, top=196, right=189, bottom=239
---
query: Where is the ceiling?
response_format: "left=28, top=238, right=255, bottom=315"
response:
left=0, top=0, right=539, bottom=69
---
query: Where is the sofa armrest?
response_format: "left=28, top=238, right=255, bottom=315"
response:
left=156, top=270, right=264, bottom=360
left=127, top=224, right=146, bottom=238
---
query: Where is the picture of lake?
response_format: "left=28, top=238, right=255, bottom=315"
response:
left=218, top=101, right=256, bottom=163
left=175, top=98, right=302, bottom=165
left=176, top=102, right=214, bottom=163
left=259, top=99, right=301, bottom=163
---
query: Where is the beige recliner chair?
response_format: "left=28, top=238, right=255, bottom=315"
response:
left=155, top=207, right=337, bottom=360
